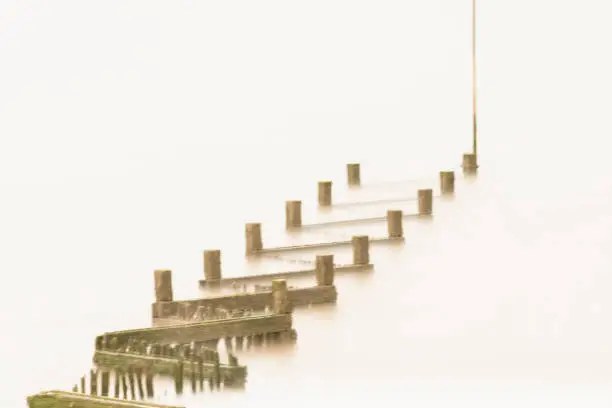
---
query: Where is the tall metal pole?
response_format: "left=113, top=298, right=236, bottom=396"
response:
left=472, top=0, right=478, bottom=156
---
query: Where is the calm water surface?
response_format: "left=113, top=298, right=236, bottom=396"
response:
left=2, top=1, right=612, bottom=407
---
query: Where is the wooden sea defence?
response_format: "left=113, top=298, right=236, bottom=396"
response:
left=98, top=312, right=295, bottom=349
left=201, top=249, right=372, bottom=288
left=27, top=391, right=184, bottom=408
left=246, top=223, right=403, bottom=256
left=155, top=261, right=329, bottom=316
left=26, top=154, right=477, bottom=403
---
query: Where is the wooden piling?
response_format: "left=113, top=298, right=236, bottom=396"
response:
left=245, top=223, right=263, bottom=255
left=100, top=370, right=110, bottom=397
left=174, top=360, right=184, bottom=395
left=318, top=181, right=332, bottom=207
left=462, top=153, right=478, bottom=173
left=315, top=254, right=334, bottom=286
left=347, top=163, right=361, bottom=186
left=197, top=357, right=204, bottom=391
left=90, top=369, right=98, bottom=396
left=145, top=368, right=154, bottom=398
left=386, top=210, right=403, bottom=238
left=114, top=369, right=120, bottom=398
left=285, top=200, right=302, bottom=229
left=418, top=189, right=433, bottom=216
left=127, top=367, right=136, bottom=400
left=440, top=171, right=455, bottom=194
left=352, top=235, right=370, bottom=265
left=190, top=359, right=197, bottom=393
left=121, top=371, right=128, bottom=399
left=135, top=367, right=145, bottom=400
left=154, top=269, right=173, bottom=302
left=203, top=249, right=222, bottom=283
left=238, top=336, right=245, bottom=350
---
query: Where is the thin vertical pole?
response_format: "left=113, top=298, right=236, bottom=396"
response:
left=472, top=0, right=478, bottom=156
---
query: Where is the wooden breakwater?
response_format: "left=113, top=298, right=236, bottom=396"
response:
left=97, top=312, right=295, bottom=349
left=27, top=391, right=184, bottom=408
left=162, top=254, right=338, bottom=316
left=200, top=247, right=373, bottom=288
left=93, top=339, right=247, bottom=389
left=26, top=157, right=478, bottom=403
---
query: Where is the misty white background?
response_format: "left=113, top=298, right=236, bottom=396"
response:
left=2, top=0, right=612, bottom=407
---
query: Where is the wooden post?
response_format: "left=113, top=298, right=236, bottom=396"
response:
left=386, top=210, right=403, bottom=238
left=245, top=223, right=263, bottom=255
left=89, top=369, right=98, bottom=396
left=352, top=235, right=369, bottom=265
left=272, top=279, right=291, bottom=314
left=203, top=249, right=222, bottom=283
left=174, top=360, right=184, bottom=395
left=197, top=356, right=204, bottom=391
left=462, top=153, right=478, bottom=173
left=100, top=370, right=110, bottom=397
left=235, top=336, right=244, bottom=350
left=213, top=354, right=221, bottom=389
left=145, top=368, right=154, bottom=398
left=440, top=171, right=455, bottom=194
left=315, top=254, right=334, bottom=286
left=418, top=189, right=433, bottom=216
left=285, top=200, right=302, bottom=229
left=154, top=269, right=173, bottom=302
left=190, top=359, right=197, bottom=393
left=347, top=163, right=361, bottom=186
left=80, top=376, right=86, bottom=394
left=135, top=367, right=145, bottom=400
left=113, top=370, right=120, bottom=398
left=318, top=181, right=332, bottom=207
left=121, top=371, right=128, bottom=399
left=127, top=367, right=136, bottom=400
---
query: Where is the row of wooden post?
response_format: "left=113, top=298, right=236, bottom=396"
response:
left=74, top=367, right=154, bottom=400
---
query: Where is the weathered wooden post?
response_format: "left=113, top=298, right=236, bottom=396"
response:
left=145, top=368, right=154, bottom=397
left=386, top=210, right=403, bottom=238
left=271, top=279, right=291, bottom=314
left=90, top=369, right=98, bottom=396
left=197, top=357, right=204, bottom=391
left=174, top=360, right=184, bottom=395
left=190, top=359, right=197, bottom=393
left=440, top=171, right=455, bottom=194
left=154, top=269, right=173, bottom=302
left=347, top=163, right=361, bottom=186
left=318, top=181, right=332, bottom=207
left=80, top=376, right=86, bottom=394
left=245, top=223, right=263, bottom=255
left=315, top=254, right=334, bottom=286
left=121, top=371, right=128, bottom=399
left=418, top=189, right=433, bottom=216
left=135, top=367, right=145, bottom=400
left=462, top=153, right=478, bottom=173
left=352, top=235, right=370, bottom=265
left=203, top=249, right=222, bottom=284
left=113, top=370, right=120, bottom=398
left=285, top=200, right=302, bottom=229
left=127, top=367, right=136, bottom=400
left=100, top=370, right=110, bottom=397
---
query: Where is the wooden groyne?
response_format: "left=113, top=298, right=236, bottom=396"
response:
left=27, top=391, right=184, bottom=408
left=201, top=249, right=372, bottom=288
left=98, top=312, right=295, bottom=348
left=93, top=351, right=246, bottom=382
left=246, top=223, right=404, bottom=256
left=160, top=258, right=337, bottom=317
